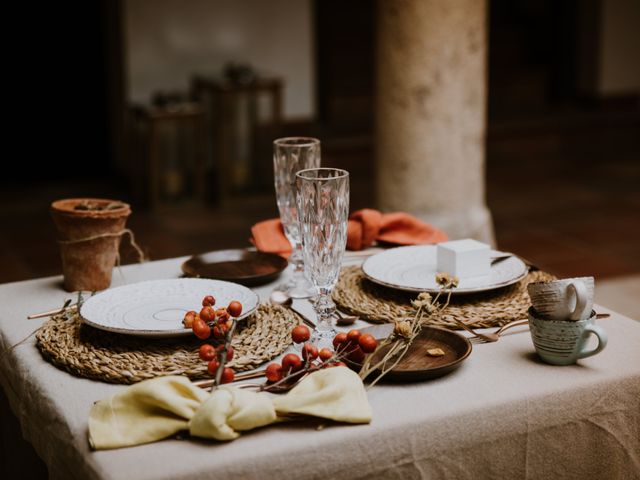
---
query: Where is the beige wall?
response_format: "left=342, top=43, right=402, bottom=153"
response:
left=125, top=0, right=315, bottom=120
left=599, top=0, right=640, bottom=95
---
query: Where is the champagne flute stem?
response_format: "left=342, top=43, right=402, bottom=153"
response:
left=314, top=290, right=335, bottom=333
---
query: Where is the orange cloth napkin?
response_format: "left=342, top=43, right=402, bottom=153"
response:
left=251, top=219, right=292, bottom=256
left=251, top=209, right=447, bottom=255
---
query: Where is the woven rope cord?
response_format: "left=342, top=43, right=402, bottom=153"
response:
left=333, top=266, right=555, bottom=328
left=35, top=303, right=299, bottom=384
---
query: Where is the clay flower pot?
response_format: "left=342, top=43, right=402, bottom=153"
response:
left=51, top=198, right=132, bottom=292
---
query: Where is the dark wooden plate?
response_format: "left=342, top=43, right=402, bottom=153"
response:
left=181, top=249, right=288, bottom=287
left=353, top=325, right=472, bottom=382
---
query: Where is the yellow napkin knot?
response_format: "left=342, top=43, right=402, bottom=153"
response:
left=189, top=387, right=277, bottom=440
left=88, top=367, right=371, bottom=450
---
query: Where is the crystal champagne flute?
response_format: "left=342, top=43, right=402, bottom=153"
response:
left=273, top=137, right=320, bottom=298
left=296, top=168, right=350, bottom=346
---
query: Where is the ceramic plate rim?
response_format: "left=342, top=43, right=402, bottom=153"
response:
left=361, top=245, right=528, bottom=294
left=79, top=278, right=259, bottom=338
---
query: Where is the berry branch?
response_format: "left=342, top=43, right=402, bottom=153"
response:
left=260, top=325, right=378, bottom=392
left=185, top=295, right=244, bottom=389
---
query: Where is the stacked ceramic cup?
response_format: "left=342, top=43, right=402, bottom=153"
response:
left=526, top=277, right=607, bottom=365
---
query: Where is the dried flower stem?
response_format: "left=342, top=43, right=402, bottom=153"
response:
left=368, top=342, right=411, bottom=388
left=358, top=280, right=456, bottom=385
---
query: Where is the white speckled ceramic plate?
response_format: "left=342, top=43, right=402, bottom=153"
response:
left=362, top=245, right=528, bottom=294
left=79, top=278, right=259, bottom=338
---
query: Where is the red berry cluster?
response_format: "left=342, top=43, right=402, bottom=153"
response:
left=184, top=295, right=243, bottom=385
left=263, top=325, right=378, bottom=385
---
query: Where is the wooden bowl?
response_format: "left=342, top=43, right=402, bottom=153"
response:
left=182, top=249, right=288, bottom=287
left=352, top=325, right=472, bottom=382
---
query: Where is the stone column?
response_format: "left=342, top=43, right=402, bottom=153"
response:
left=375, top=0, right=494, bottom=244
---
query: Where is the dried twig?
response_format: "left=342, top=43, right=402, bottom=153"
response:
left=359, top=273, right=459, bottom=385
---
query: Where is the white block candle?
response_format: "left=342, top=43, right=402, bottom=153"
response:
left=436, top=239, right=490, bottom=278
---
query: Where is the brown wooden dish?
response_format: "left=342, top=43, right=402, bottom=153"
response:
left=181, top=249, right=288, bottom=287
left=354, top=325, right=472, bottom=382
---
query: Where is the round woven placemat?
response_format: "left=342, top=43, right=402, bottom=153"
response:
left=36, top=304, right=299, bottom=384
left=333, top=266, right=555, bottom=329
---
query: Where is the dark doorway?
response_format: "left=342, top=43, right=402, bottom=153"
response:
left=6, top=1, right=119, bottom=183
left=315, top=0, right=375, bottom=134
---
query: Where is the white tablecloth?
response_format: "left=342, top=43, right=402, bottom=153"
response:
left=1, top=257, right=639, bottom=479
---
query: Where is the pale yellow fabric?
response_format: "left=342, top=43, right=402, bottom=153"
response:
left=88, top=376, right=209, bottom=450
left=88, top=367, right=371, bottom=450
left=189, top=387, right=277, bottom=440
left=274, top=367, right=372, bottom=423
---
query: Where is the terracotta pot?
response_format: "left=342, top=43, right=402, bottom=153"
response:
left=51, top=198, right=132, bottom=292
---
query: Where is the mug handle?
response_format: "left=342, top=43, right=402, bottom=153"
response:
left=575, top=324, right=608, bottom=360
left=568, top=281, right=589, bottom=320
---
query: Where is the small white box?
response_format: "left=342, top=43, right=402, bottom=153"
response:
left=436, top=239, right=490, bottom=278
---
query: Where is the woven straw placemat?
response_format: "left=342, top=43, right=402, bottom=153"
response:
left=36, top=304, right=299, bottom=384
left=333, top=266, right=555, bottom=329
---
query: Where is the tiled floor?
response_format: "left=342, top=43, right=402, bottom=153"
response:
left=1, top=109, right=638, bottom=316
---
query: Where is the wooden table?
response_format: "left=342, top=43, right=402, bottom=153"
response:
left=1, top=255, right=639, bottom=479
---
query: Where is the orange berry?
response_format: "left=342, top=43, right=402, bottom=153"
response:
left=193, top=318, right=211, bottom=340
left=227, top=301, right=243, bottom=318
left=216, top=345, right=234, bottom=362
left=199, top=344, right=216, bottom=361
left=282, top=353, right=302, bottom=373
left=332, top=332, right=348, bottom=350
left=319, top=348, right=334, bottom=361
left=220, top=367, right=235, bottom=384
left=212, top=325, right=225, bottom=339
left=358, top=334, right=378, bottom=353
left=182, top=310, right=197, bottom=328
left=215, top=309, right=230, bottom=322
left=265, top=363, right=283, bottom=382
left=347, top=329, right=361, bottom=344
left=207, top=359, right=220, bottom=376
left=200, top=306, right=216, bottom=322
left=291, top=325, right=311, bottom=344
left=202, top=295, right=216, bottom=307
left=302, top=343, right=319, bottom=361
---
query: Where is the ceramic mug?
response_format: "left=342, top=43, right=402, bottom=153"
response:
left=527, top=276, right=594, bottom=320
left=528, top=308, right=607, bottom=365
